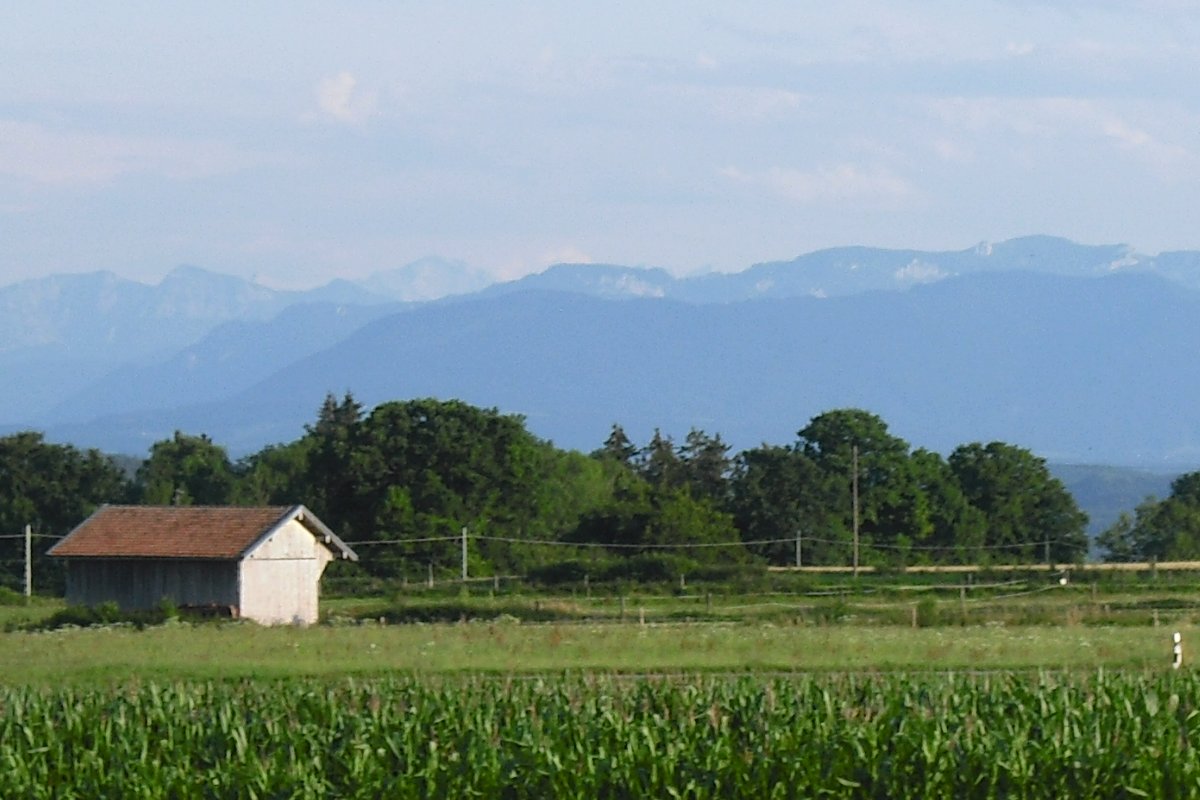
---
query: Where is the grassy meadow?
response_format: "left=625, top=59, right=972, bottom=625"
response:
left=20, top=623, right=1200, bottom=680
left=4, top=569, right=1200, bottom=683
left=0, top=611, right=1190, bottom=685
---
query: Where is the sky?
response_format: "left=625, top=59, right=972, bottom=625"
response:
left=2, top=1, right=1199, bottom=289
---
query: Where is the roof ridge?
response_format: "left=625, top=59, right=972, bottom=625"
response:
left=96, top=504, right=293, bottom=509
left=48, top=504, right=317, bottom=561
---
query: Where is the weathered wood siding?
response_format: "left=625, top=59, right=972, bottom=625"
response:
left=65, top=559, right=239, bottom=611
left=238, top=518, right=333, bottom=625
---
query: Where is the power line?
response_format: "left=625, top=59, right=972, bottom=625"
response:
left=325, top=531, right=1071, bottom=555
left=473, top=534, right=795, bottom=550
left=342, top=535, right=463, bottom=546
left=340, top=534, right=794, bottom=550
left=794, top=535, right=1066, bottom=553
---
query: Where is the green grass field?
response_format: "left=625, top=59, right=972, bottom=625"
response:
left=3, top=572, right=1199, bottom=684
left=0, top=618, right=1187, bottom=685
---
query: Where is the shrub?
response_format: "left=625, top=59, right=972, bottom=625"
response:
left=157, top=596, right=180, bottom=620
left=0, top=586, right=25, bottom=606
left=811, top=597, right=850, bottom=624
left=599, top=554, right=698, bottom=583
left=526, top=560, right=595, bottom=586
left=24, top=602, right=175, bottom=631
left=915, top=597, right=940, bottom=627
left=687, top=562, right=770, bottom=591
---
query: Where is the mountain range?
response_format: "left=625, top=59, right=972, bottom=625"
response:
left=2, top=236, right=1199, bottom=485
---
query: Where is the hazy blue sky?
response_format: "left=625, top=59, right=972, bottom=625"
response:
left=2, top=2, right=1199, bottom=288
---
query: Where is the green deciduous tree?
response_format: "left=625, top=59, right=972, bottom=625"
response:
left=910, top=448, right=987, bottom=563
left=135, top=431, right=237, bottom=506
left=948, top=441, right=1088, bottom=562
left=1096, top=511, right=1138, bottom=562
left=1098, top=471, right=1200, bottom=562
left=341, top=398, right=550, bottom=575
left=0, top=432, right=128, bottom=592
left=797, top=409, right=933, bottom=558
left=728, top=444, right=837, bottom=564
left=567, top=481, right=743, bottom=563
left=233, top=440, right=312, bottom=507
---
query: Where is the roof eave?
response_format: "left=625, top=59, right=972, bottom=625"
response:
left=47, top=503, right=112, bottom=558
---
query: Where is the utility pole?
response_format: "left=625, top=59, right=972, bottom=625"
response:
left=461, top=526, right=468, bottom=582
left=852, top=446, right=860, bottom=578
left=795, top=528, right=802, bottom=568
left=24, top=524, right=32, bottom=599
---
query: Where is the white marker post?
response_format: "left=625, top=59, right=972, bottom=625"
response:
left=1173, top=632, right=1183, bottom=670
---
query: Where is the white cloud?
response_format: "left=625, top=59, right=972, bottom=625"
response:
left=1099, top=116, right=1192, bottom=168
left=314, top=71, right=378, bottom=125
left=926, top=97, right=1198, bottom=174
left=0, top=120, right=259, bottom=185
left=720, top=163, right=913, bottom=205
left=606, top=273, right=664, bottom=298
left=894, top=259, right=949, bottom=284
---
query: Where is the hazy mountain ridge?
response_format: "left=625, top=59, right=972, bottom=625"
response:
left=42, top=301, right=407, bottom=425
left=491, top=236, right=1164, bottom=302
left=0, top=235, right=1182, bottom=367
left=479, top=263, right=676, bottom=300
left=362, top=256, right=493, bottom=301
left=0, top=265, right=393, bottom=422
left=1049, top=464, right=1178, bottom=539
left=0, top=265, right=387, bottom=359
left=16, top=271, right=1200, bottom=474
left=4, top=237, right=1200, bottom=475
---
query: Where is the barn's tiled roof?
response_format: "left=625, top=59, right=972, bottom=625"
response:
left=50, top=505, right=302, bottom=560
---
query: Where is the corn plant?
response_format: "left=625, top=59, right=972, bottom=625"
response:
left=2, top=671, right=1199, bottom=798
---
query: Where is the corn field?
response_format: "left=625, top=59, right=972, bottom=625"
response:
left=2, top=671, right=1199, bottom=798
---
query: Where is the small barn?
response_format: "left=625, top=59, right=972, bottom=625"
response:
left=48, top=505, right=357, bottom=625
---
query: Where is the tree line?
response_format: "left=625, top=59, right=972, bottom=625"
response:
left=1, top=395, right=1100, bottom=590
left=1098, top=473, right=1200, bottom=563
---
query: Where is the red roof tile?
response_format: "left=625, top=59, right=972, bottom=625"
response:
left=49, top=505, right=296, bottom=560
